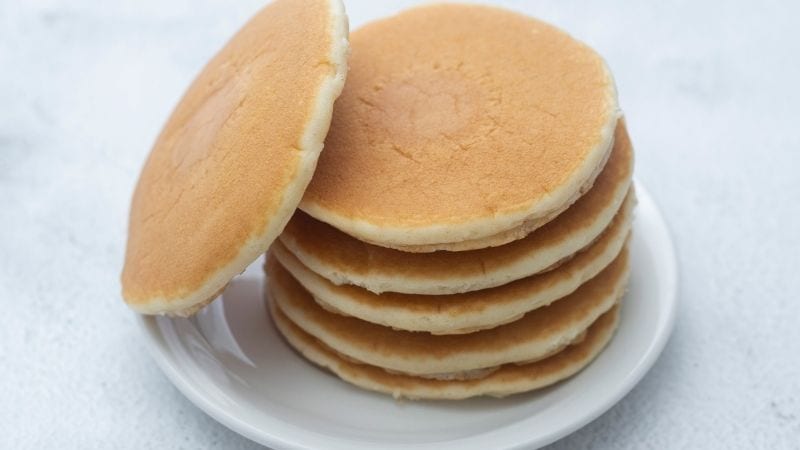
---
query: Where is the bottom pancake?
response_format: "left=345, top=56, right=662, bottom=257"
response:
left=269, top=301, right=621, bottom=400
left=266, top=248, right=629, bottom=377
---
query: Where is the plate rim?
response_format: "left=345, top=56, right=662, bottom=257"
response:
left=136, top=179, right=678, bottom=449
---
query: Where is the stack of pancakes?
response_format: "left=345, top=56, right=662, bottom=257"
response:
left=265, top=4, right=635, bottom=400
left=121, top=0, right=637, bottom=402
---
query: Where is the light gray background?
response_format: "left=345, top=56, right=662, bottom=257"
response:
left=1, top=0, right=798, bottom=448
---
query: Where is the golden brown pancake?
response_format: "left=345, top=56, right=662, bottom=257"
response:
left=280, top=123, right=633, bottom=295
left=300, top=3, right=620, bottom=249
left=265, top=248, right=629, bottom=376
left=271, top=300, right=621, bottom=399
left=121, top=0, right=349, bottom=315
left=271, top=208, right=630, bottom=334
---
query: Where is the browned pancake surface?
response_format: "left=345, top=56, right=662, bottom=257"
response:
left=301, top=4, right=618, bottom=245
left=122, top=0, right=346, bottom=313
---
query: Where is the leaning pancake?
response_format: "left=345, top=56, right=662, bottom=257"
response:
left=121, top=0, right=349, bottom=315
left=300, top=3, right=619, bottom=250
left=265, top=248, right=629, bottom=376
left=271, top=205, right=630, bottom=334
left=280, top=123, right=633, bottom=295
left=271, top=300, right=621, bottom=399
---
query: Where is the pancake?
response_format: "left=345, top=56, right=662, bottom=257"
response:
left=271, top=300, right=621, bottom=399
left=271, top=207, right=630, bottom=334
left=121, top=0, right=349, bottom=315
left=300, top=3, right=620, bottom=249
left=279, top=124, right=633, bottom=295
left=265, top=248, right=629, bottom=376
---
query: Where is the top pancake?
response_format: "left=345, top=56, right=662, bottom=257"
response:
left=301, top=3, right=619, bottom=249
left=121, top=0, right=349, bottom=315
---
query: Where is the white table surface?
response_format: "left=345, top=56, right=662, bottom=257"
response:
left=2, top=0, right=798, bottom=448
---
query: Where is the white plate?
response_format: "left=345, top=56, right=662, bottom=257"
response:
left=138, top=180, right=677, bottom=449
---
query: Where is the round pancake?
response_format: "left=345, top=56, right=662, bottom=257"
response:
left=300, top=3, right=619, bottom=249
left=279, top=125, right=633, bottom=295
left=270, top=208, right=630, bottom=334
left=265, top=248, right=629, bottom=376
left=121, top=0, right=349, bottom=316
left=271, top=300, right=620, bottom=399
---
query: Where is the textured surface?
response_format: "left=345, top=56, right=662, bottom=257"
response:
left=122, top=0, right=348, bottom=314
left=1, top=0, right=798, bottom=449
left=301, top=3, right=618, bottom=247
